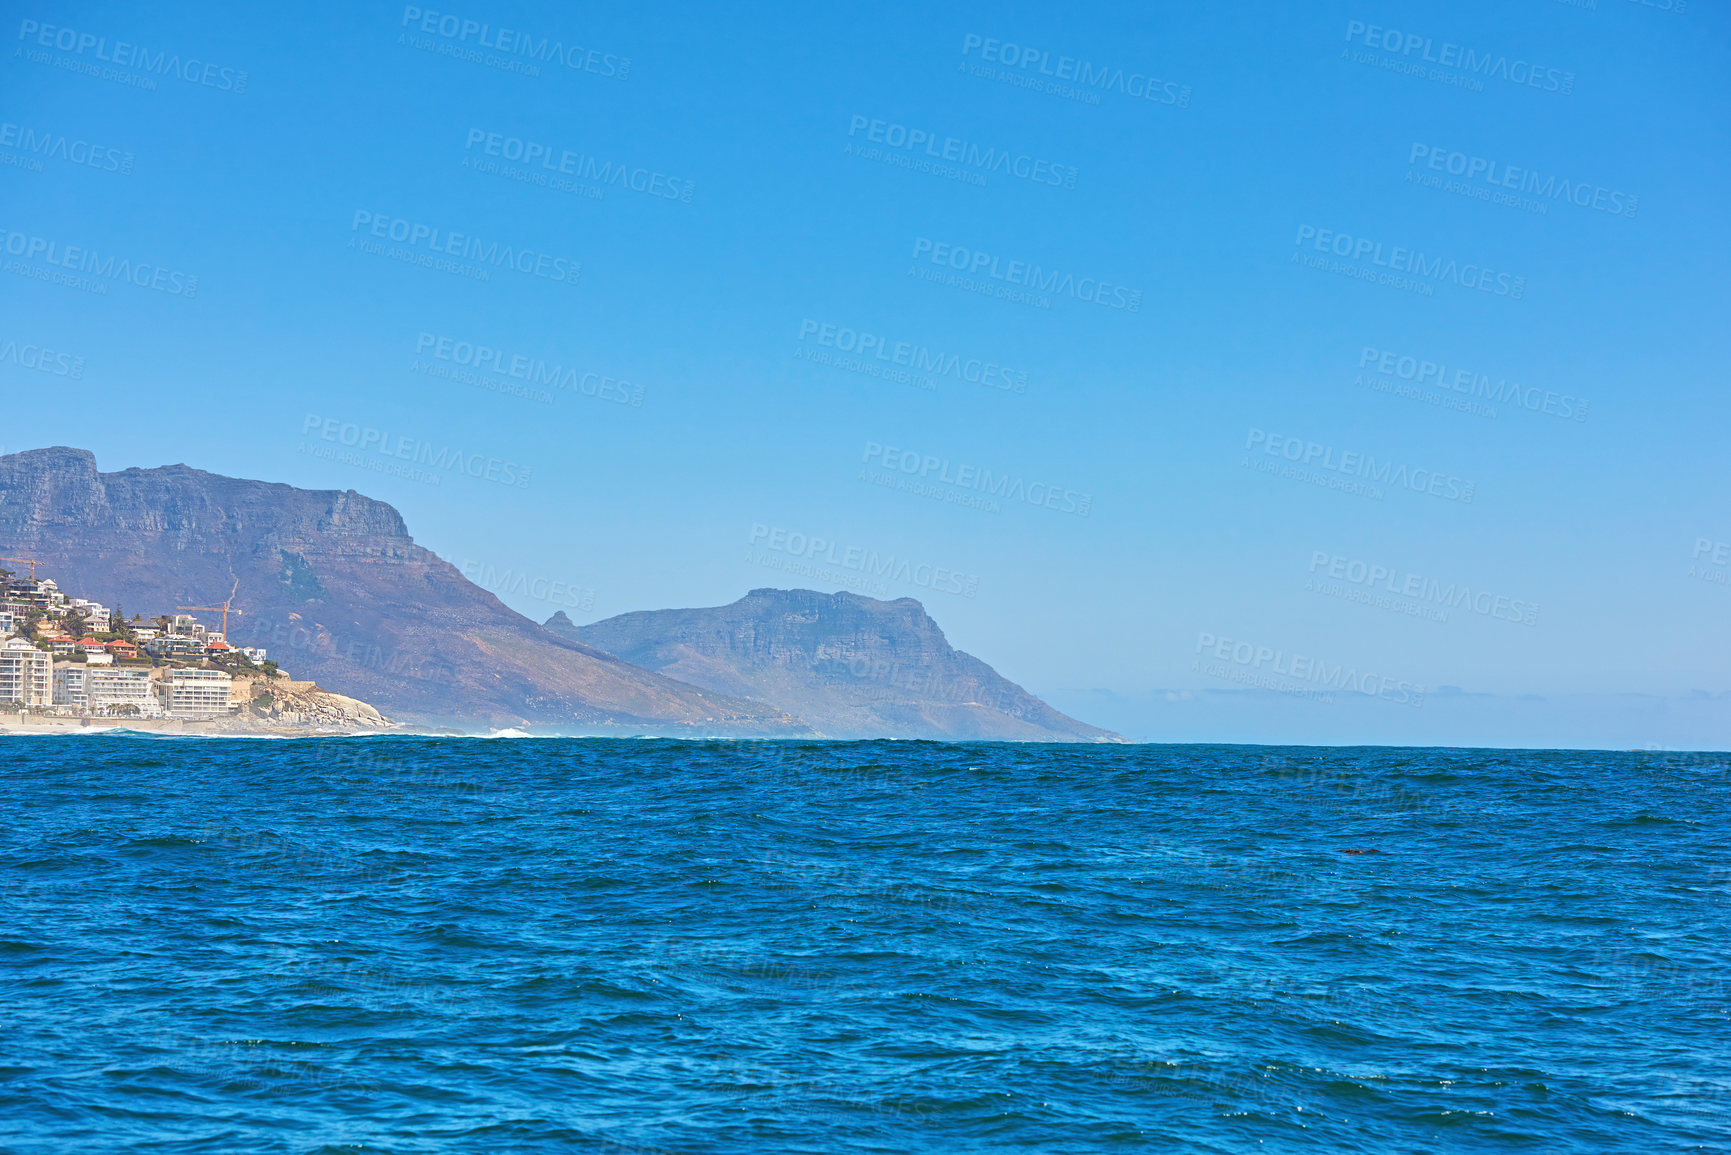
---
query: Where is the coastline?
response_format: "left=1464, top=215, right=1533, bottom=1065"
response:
left=0, top=713, right=398, bottom=738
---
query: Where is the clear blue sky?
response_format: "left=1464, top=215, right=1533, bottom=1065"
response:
left=3, top=0, right=1727, bottom=744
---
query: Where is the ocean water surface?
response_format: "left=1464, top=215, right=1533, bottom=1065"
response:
left=1, top=736, right=1727, bottom=1152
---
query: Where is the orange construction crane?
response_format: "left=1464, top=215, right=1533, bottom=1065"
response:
left=177, top=580, right=245, bottom=641
left=0, top=555, right=46, bottom=580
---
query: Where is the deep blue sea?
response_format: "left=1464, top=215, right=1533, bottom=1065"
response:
left=2, top=737, right=1728, bottom=1153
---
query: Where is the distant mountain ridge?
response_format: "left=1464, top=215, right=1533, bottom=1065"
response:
left=553, top=588, right=1122, bottom=741
left=0, top=447, right=803, bottom=732
left=0, top=447, right=1117, bottom=739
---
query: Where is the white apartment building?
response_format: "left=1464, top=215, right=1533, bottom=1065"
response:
left=0, top=610, right=12, bottom=635
left=161, top=668, right=235, bottom=717
left=0, top=637, right=52, bottom=707
left=52, top=664, right=87, bottom=708
left=89, top=668, right=159, bottom=715
left=55, top=664, right=162, bottom=714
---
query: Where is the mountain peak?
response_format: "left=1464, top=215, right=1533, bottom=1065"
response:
left=741, top=586, right=922, bottom=608
left=563, top=588, right=1121, bottom=742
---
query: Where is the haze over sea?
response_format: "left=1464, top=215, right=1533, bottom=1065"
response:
left=3, top=735, right=1727, bottom=1152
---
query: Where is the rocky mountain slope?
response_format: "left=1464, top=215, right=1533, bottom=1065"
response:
left=0, top=448, right=806, bottom=733
left=554, top=588, right=1122, bottom=741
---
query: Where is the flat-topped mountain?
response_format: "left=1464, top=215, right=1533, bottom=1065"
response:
left=552, top=588, right=1122, bottom=741
left=0, top=448, right=805, bottom=733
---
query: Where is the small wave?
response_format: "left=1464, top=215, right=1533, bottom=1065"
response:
left=1603, top=814, right=1702, bottom=828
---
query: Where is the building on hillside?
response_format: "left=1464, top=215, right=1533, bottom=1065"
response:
left=69, top=600, right=110, bottom=632
left=161, top=668, right=235, bottom=717
left=0, top=610, right=11, bottom=635
left=104, top=639, right=139, bottom=660
left=168, top=615, right=206, bottom=639
left=0, top=637, right=52, bottom=707
left=77, top=637, right=104, bottom=656
left=35, top=579, right=65, bottom=611
left=47, top=635, right=76, bottom=656
left=10, top=579, right=69, bottom=614
left=241, top=647, right=268, bottom=664
left=145, top=635, right=207, bottom=660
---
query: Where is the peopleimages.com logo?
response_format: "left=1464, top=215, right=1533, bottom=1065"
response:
left=1343, top=20, right=1574, bottom=95
left=0, top=337, right=83, bottom=378
left=0, top=227, right=198, bottom=296
left=1307, top=551, right=1539, bottom=626
left=797, top=319, right=1027, bottom=393
left=1357, top=345, right=1586, bottom=421
left=462, top=128, right=692, bottom=202
left=959, top=34, right=1191, bottom=107
left=1245, top=428, right=1475, bottom=503
left=861, top=442, right=1090, bottom=516
left=299, top=413, right=532, bottom=488
left=0, top=121, right=132, bottom=174
left=911, top=237, right=1142, bottom=311
left=397, top=7, right=629, bottom=79
left=15, top=18, right=249, bottom=93
left=1407, top=143, right=1636, bottom=219
left=845, top=114, right=1078, bottom=189
left=1689, top=536, right=1730, bottom=590
left=1694, top=538, right=1731, bottom=566
left=413, top=332, right=644, bottom=406
left=458, top=559, right=595, bottom=611
left=349, top=211, right=579, bottom=285
left=1194, top=631, right=1426, bottom=707
left=1294, top=225, right=1525, bottom=299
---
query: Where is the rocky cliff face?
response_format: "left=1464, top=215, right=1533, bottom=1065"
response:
left=0, top=448, right=807, bottom=733
left=230, top=676, right=391, bottom=732
left=555, top=588, right=1122, bottom=741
